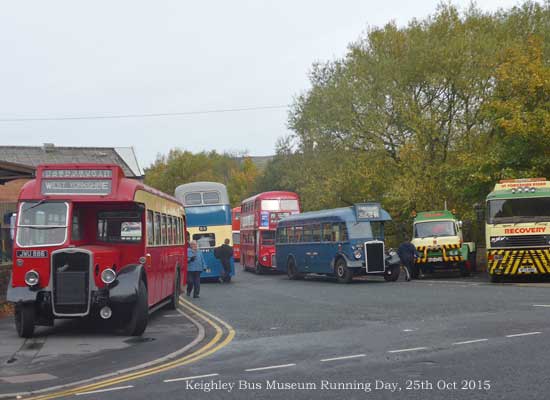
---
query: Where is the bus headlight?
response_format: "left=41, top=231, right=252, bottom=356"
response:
left=25, top=270, right=39, bottom=286
left=354, top=250, right=362, bottom=259
left=101, top=268, right=117, bottom=284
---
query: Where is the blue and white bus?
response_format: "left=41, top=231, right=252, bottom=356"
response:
left=275, top=203, right=399, bottom=283
left=175, top=182, right=235, bottom=281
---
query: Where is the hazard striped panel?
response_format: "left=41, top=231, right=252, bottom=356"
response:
left=415, top=244, right=464, bottom=264
left=488, top=248, right=550, bottom=275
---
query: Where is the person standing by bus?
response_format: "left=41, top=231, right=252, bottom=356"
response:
left=397, top=238, right=418, bottom=281
left=215, top=238, right=233, bottom=283
left=187, top=241, right=205, bottom=298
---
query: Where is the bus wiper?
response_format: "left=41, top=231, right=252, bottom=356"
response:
left=22, top=199, right=46, bottom=212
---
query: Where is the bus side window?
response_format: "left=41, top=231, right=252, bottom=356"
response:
left=322, top=223, right=332, bottom=242
left=331, top=223, right=340, bottom=242
left=295, top=226, right=304, bottom=242
left=341, top=223, right=349, bottom=241
left=147, top=210, right=154, bottom=246
left=167, top=216, right=173, bottom=245
left=72, top=210, right=81, bottom=241
left=303, top=225, right=313, bottom=242
left=312, top=224, right=321, bottom=242
left=161, top=215, right=167, bottom=245
left=154, top=212, right=161, bottom=245
left=286, top=227, right=294, bottom=243
left=277, top=227, right=287, bottom=244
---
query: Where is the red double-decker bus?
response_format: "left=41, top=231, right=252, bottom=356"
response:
left=232, top=206, right=241, bottom=261
left=240, top=191, right=300, bottom=274
left=8, top=164, right=186, bottom=338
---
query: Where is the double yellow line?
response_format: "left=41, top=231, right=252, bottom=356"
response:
left=23, top=298, right=235, bottom=400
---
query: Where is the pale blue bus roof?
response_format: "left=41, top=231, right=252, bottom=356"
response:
left=278, top=203, right=391, bottom=227
left=175, top=182, right=230, bottom=207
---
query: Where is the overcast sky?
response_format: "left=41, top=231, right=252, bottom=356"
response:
left=0, top=0, right=522, bottom=168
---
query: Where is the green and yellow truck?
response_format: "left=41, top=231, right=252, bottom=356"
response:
left=411, top=210, right=476, bottom=277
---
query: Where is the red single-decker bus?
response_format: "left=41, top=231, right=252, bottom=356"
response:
left=8, top=164, right=186, bottom=338
left=240, top=191, right=300, bottom=274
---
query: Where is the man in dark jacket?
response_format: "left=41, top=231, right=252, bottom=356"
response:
left=215, top=239, right=233, bottom=283
left=397, top=239, right=419, bottom=281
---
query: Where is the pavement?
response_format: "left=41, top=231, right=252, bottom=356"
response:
left=2, top=266, right=550, bottom=399
left=0, top=303, right=201, bottom=396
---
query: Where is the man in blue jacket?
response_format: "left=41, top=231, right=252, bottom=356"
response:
left=187, top=240, right=205, bottom=298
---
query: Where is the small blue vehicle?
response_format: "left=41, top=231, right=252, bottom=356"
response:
left=275, top=203, right=400, bottom=283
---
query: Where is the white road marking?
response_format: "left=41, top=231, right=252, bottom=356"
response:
left=164, top=373, right=219, bottom=383
left=452, top=339, right=489, bottom=345
left=388, top=347, right=428, bottom=354
left=75, top=385, right=134, bottom=396
left=403, top=329, right=417, bottom=332
left=533, top=304, right=550, bottom=307
left=245, top=364, right=296, bottom=372
left=506, top=331, right=542, bottom=338
left=320, top=354, right=366, bottom=362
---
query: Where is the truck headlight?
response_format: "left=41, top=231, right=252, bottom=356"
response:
left=354, top=250, right=362, bottom=259
left=25, top=270, right=39, bottom=286
left=101, top=268, right=117, bottom=284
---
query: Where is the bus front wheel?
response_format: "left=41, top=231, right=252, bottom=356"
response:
left=124, top=280, right=148, bottom=336
left=15, top=303, right=35, bottom=338
left=335, top=258, right=353, bottom=284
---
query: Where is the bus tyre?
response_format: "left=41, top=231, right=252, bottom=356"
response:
left=335, top=258, right=353, bottom=284
left=167, top=269, right=181, bottom=310
left=124, top=280, right=148, bottom=336
left=15, top=303, right=35, bottom=338
left=287, top=258, right=302, bottom=280
left=384, top=265, right=400, bottom=282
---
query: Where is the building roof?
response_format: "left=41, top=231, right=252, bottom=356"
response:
left=0, top=144, right=142, bottom=179
left=0, top=160, right=34, bottom=184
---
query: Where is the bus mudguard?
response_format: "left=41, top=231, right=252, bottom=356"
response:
left=6, top=275, right=39, bottom=303
left=109, top=264, right=145, bottom=303
left=332, top=253, right=363, bottom=269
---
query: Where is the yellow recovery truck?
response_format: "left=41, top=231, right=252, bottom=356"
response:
left=486, top=178, right=550, bottom=282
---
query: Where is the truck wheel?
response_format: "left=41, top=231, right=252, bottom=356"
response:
left=167, top=270, right=181, bottom=310
left=490, top=274, right=501, bottom=283
left=335, top=258, right=353, bottom=284
left=384, top=265, right=400, bottom=282
left=15, top=303, right=35, bottom=338
left=287, top=258, right=302, bottom=280
left=124, top=280, right=148, bottom=336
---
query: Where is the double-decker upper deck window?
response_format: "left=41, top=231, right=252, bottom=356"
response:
left=261, top=200, right=280, bottom=211
left=203, top=191, right=220, bottom=204
left=17, top=201, right=69, bottom=247
left=185, top=192, right=202, bottom=206
left=280, top=199, right=299, bottom=211
left=97, top=211, right=142, bottom=243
